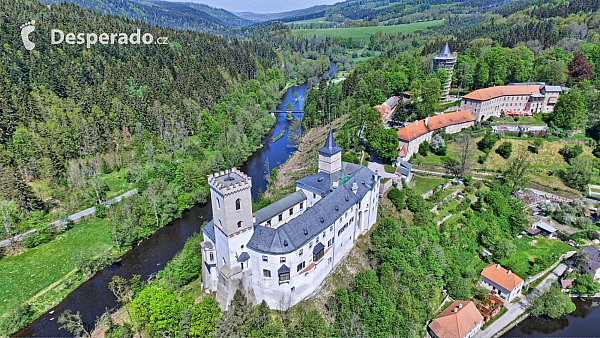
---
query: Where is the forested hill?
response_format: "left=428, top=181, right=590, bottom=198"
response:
left=40, top=0, right=252, bottom=34
left=0, top=0, right=279, bottom=211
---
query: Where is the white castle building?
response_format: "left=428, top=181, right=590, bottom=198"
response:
left=201, top=131, right=380, bottom=310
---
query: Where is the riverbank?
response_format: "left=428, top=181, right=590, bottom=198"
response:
left=265, top=115, right=348, bottom=200
left=504, top=297, right=600, bottom=337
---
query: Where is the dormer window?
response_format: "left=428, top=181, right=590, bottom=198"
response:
left=313, top=242, right=325, bottom=262
left=278, top=264, right=290, bottom=282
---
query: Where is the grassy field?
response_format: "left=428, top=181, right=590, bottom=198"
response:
left=0, top=218, right=113, bottom=318
left=490, top=116, right=547, bottom=126
left=291, top=20, right=444, bottom=43
left=412, top=137, right=594, bottom=194
left=287, top=17, right=326, bottom=25
left=411, top=175, right=447, bottom=196
left=500, top=237, right=571, bottom=278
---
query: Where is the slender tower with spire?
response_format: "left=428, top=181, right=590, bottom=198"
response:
left=433, top=43, right=457, bottom=100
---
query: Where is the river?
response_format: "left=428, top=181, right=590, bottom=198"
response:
left=16, top=84, right=309, bottom=337
left=503, top=298, right=600, bottom=337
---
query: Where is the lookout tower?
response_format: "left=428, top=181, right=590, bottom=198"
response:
left=318, top=130, right=342, bottom=174
left=207, top=168, right=254, bottom=270
left=433, top=43, right=457, bottom=100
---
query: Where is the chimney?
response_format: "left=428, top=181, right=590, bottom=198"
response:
left=453, top=308, right=458, bottom=313
left=425, top=116, right=429, bottom=126
left=496, top=264, right=500, bottom=269
left=458, top=303, right=463, bottom=309
left=352, top=182, right=358, bottom=195
left=508, top=270, right=512, bottom=275
left=333, top=179, right=339, bottom=188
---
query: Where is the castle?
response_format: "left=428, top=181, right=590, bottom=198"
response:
left=201, top=131, right=381, bottom=310
left=460, top=83, right=564, bottom=122
left=433, top=43, right=457, bottom=100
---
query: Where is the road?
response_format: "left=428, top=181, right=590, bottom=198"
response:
left=367, top=162, right=398, bottom=179
left=475, top=262, right=568, bottom=338
left=0, top=189, right=138, bottom=248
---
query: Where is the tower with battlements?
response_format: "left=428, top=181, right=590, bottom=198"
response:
left=433, top=43, right=457, bottom=100
left=204, top=168, right=255, bottom=308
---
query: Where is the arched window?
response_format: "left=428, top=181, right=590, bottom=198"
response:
left=236, top=199, right=241, bottom=211
left=237, top=221, right=242, bottom=228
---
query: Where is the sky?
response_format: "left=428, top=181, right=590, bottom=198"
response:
left=172, top=0, right=341, bottom=14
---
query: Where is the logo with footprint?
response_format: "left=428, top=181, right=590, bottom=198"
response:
left=20, top=20, right=36, bottom=51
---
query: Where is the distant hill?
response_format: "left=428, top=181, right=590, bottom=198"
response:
left=236, top=4, right=333, bottom=23
left=41, top=0, right=252, bottom=34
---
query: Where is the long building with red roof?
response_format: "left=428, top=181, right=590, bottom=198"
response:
left=460, top=83, right=563, bottom=122
left=397, top=110, right=475, bottom=160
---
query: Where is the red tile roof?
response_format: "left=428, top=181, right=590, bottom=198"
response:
left=429, top=301, right=484, bottom=338
left=396, top=110, right=475, bottom=142
left=462, top=85, right=541, bottom=101
left=481, top=264, right=524, bottom=291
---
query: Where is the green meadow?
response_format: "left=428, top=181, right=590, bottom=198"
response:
left=291, top=20, right=444, bottom=43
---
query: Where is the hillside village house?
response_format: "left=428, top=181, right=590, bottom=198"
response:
left=580, top=245, right=600, bottom=280
left=428, top=300, right=484, bottom=338
left=480, top=264, right=524, bottom=302
left=201, top=131, right=380, bottom=310
left=397, top=110, right=475, bottom=160
left=460, top=83, right=563, bottom=122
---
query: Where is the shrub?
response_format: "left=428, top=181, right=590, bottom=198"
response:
left=418, top=141, right=430, bottom=156
left=496, top=142, right=513, bottom=159
left=387, top=189, right=406, bottom=212
left=95, top=204, right=107, bottom=218
left=559, top=144, right=583, bottom=163
left=23, top=229, right=54, bottom=248
left=477, top=132, right=498, bottom=154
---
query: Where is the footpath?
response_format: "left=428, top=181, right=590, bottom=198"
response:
left=0, top=189, right=137, bottom=248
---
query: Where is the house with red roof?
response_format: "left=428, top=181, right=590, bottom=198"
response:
left=480, top=264, right=524, bottom=302
left=428, top=300, right=484, bottom=338
left=397, top=110, right=475, bottom=160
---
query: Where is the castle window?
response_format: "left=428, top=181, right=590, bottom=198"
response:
left=299, top=249, right=303, bottom=256
left=236, top=199, right=241, bottom=211
left=263, top=269, right=271, bottom=278
left=309, top=241, right=313, bottom=249
left=297, top=261, right=305, bottom=272
left=279, top=264, right=290, bottom=282
left=330, top=226, right=333, bottom=232
left=209, top=252, right=214, bottom=261
left=279, top=272, right=290, bottom=282
left=313, top=193, right=316, bottom=198
left=328, top=238, right=334, bottom=247
left=237, top=221, right=242, bottom=228
left=279, top=214, right=283, bottom=222
left=300, top=202, right=304, bottom=210
left=280, top=257, right=286, bottom=263
left=313, top=242, right=325, bottom=262
left=323, top=232, right=326, bottom=238
left=289, top=208, right=293, bottom=216
left=291, top=287, right=296, bottom=292
left=217, top=198, right=221, bottom=210
left=267, top=219, right=271, bottom=227
left=262, top=255, right=268, bottom=262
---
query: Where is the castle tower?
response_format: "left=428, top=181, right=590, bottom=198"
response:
left=207, top=168, right=254, bottom=271
left=318, top=130, right=342, bottom=174
left=433, top=43, right=457, bottom=100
